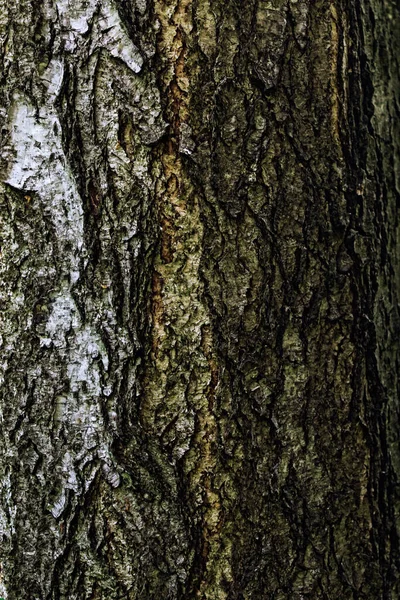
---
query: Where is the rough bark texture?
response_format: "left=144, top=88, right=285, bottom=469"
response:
left=0, top=0, right=400, bottom=598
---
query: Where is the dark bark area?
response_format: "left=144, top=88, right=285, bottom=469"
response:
left=0, top=0, right=399, bottom=598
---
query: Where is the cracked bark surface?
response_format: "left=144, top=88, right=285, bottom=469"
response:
left=0, top=0, right=400, bottom=598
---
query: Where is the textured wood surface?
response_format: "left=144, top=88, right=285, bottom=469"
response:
left=0, top=0, right=399, bottom=598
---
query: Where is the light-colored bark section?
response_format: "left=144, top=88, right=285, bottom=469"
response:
left=0, top=0, right=164, bottom=597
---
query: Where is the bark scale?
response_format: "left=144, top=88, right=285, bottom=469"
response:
left=0, top=0, right=399, bottom=598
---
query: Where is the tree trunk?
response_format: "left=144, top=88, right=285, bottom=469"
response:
left=0, top=0, right=400, bottom=598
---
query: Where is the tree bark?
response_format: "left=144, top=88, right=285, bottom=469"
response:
left=0, top=0, right=399, bottom=598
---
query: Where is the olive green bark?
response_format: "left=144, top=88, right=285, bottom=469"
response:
left=0, top=0, right=399, bottom=598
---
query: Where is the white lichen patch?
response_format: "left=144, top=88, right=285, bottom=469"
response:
left=44, top=289, right=80, bottom=347
left=42, top=285, right=117, bottom=503
left=55, top=0, right=143, bottom=73
left=50, top=489, right=67, bottom=519
left=95, top=0, right=143, bottom=73
left=5, top=96, right=84, bottom=279
left=41, top=58, right=65, bottom=100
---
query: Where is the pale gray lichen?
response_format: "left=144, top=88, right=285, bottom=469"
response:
left=5, top=96, right=84, bottom=279
left=54, top=0, right=143, bottom=73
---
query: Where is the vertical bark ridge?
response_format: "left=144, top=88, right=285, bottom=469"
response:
left=142, top=0, right=230, bottom=595
left=330, top=2, right=342, bottom=144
